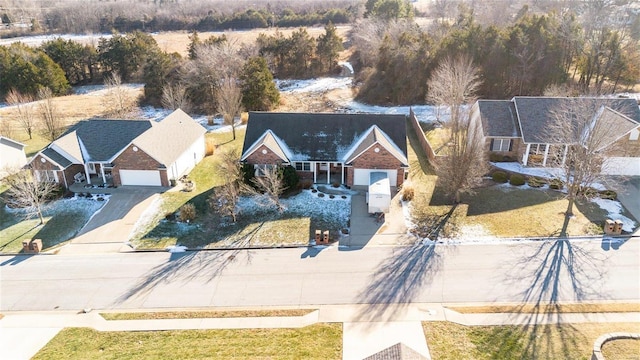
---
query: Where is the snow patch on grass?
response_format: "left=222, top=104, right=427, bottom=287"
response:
left=591, top=198, right=636, bottom=232
left=166, top=245, right=188, bottom=253
left=129, top=196, right=164, bottom=239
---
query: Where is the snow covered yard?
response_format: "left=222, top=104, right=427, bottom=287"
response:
left=131, top=188, right=351, bottom=250
left=0, top=195, right=108, bottom=253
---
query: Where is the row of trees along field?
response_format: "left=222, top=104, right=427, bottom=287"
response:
left=0, top=0, right=356, bottom=36
left=0, top=23, right=344, bottom=138
left=353, top=3, right=640, bottom=104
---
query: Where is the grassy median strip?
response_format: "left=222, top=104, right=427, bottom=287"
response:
left=100, top=309, right=316, bottom=320
left=423, top=321, right=640, bottom=360
left=34, top=324, right=342, bottom=360
left=447, top=303, right=640, bottom=314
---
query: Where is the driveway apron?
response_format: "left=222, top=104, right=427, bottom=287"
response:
left=58, top=187, right=160, bottom=254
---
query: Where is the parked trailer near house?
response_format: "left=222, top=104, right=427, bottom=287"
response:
left=367, top=172, right=391, bottom=214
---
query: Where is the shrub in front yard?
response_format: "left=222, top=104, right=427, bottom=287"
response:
left=598, top=190, right=617, bottom=200
left=489, top=153, right=515, bottom=162
left=527, top=177, right=547, bottom=188
left=492, top=171, right=508, bottom=183
left=205, top=137, right=216, bottom=156
left=241, top=163, right=255, bottom=187
left=579, top=186, right=598, bottom=198
left=509, top=174, right=525, bottom=186
left=281, top=165, right=300, bottom=190
left=549, top=178, right=564, bottom=190
left=402, top=184, right=415, bottom=201
left=300, top=180, right=313, bottom=189
left=179, top=203, right=197, bottom=222
left=318, top=193, right=325, bottom=198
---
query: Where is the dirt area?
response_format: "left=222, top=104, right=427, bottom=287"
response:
left=276, top=86, right=355, bottom=113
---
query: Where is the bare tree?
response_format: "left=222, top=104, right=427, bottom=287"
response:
left=3, top=169, right=59, bottom=225
left=37, top=87, right=64, bottom=142
left=6, top=89, right=36, bottom=140
left=251, top=166, right=286, bottom=212
left=102, top=72, right=134, bottom=118
left=545, top=99, right=632, bottom=225
left=0, top=117, right=15, bottom=138
left=208, top=149, right=247, bottom=222
left=427, top=56, right=487, bottom=203
left=215, top=76, right=243, bottom=140
left=161, top=83, right=192, bottom=113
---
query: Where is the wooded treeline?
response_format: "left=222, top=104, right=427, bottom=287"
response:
left=353, top=2, right=640, bottom=104
left=0, top=0, right=356, bottom=36
left=0, top=23, right=345, bottom=114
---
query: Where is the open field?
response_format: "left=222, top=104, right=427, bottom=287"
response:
left=153, top=25, right=351, bottom=57
left=423, top=321, right=640, bottom=360
left=33, top=324, right=342, bottom=360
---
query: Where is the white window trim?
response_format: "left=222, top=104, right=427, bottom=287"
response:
left=491, top=138, right=511, bottom=152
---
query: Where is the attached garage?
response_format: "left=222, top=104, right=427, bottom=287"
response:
left=353, top=169, right=398, bottom=186
left=119, top=169, right=162, bottom=186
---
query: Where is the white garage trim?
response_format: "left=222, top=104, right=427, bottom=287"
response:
left=353, top=169, right=397, bottom=186
left=602, top=157, right=640, bottom=176
left=119, top=170, right=162, bottom=186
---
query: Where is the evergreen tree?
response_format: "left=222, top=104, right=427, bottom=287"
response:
left=240, top=57, right=279, bottom=111
left=316, top=22, right=344, bottom=74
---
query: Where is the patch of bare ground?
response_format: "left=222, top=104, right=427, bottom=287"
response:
left=276, top=86, right=354, bottom=113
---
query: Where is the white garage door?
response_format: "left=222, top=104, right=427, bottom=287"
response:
left=119, top=170, right=162, bottom=186
left=353, top=169, right=398, bottom=186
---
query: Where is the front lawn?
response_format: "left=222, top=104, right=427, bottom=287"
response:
left=406, top=124, right=623, bottom=239
left=130, top=130, right=351, bottom=249
left=0, top=196, right=106, bottom=253
left=423, top=321, right=640, bottom=360
left=33, top=324, right=342, bottom=360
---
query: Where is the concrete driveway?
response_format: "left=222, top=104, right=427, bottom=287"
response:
left=604, top=176, right=640, bottom=234
left=57, top=187, right=162, bottom=254
left=342, top=187, right=411, bottom=248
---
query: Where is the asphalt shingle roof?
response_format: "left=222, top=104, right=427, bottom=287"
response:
left=242, top=112, right=408, bottom=162
left=477, top=100, right=521, bottom=137
left=513, top=97, right=640, bottom=143
left=41, top=147, right=71, bottom=169
left=64, top=119, right=152, bottom=161
left=133, top=109, right=206, bottom=165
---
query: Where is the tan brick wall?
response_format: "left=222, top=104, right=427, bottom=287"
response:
left=487, top=137, right=522, bottom=161
left=244, top=145, right=286, bottom=165
left=112, top=144, right=169, bottom=186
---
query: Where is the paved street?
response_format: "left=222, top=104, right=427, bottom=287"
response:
left=2, top=238, right=639, bottom=312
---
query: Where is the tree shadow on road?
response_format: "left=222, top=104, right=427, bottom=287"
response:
left=494, top=239, right=608, bottom=358
left=355, top=243, right=450, bottom=323
left=112, top=229, right=259, bottom=306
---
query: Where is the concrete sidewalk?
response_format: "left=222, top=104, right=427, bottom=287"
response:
left=2, top=304, right=639, bottom=360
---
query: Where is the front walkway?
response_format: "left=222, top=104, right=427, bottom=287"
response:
left=2, top=304, right=639, bottom=360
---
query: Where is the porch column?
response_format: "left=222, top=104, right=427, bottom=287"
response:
left=84, top=163, right=92, bottom=185
left=313, top=162, right=317, bottom=183
left=561, top=145, right=569, bottom=166
left=542, top=144, right=550, bottom=167
left=100, top=163, right=107, bottom=184
left=522, top=144, right=531, bottom=166
left=327, top=163, right=330, bottom=184
left=341, top=164, right=344, bottom=184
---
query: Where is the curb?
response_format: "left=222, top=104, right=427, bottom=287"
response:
left=591, top=332, right=640, bottom=360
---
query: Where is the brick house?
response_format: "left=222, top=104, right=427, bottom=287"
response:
left=28, top=109, right=206, bottom=188
left=241, top=112, right=409, bottom=187
left=472, top=97, right=640, bottom=176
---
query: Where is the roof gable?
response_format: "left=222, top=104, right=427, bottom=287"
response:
left=343, top=125, right=408, bottom=165
left=241, top=130, right=291, bottom=162
left=242, top=112, right=408, bottom=162
left=132, top=109, right=206, bottom=165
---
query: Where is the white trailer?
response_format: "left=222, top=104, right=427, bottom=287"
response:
left=367, top=171, right=391, bottom=213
